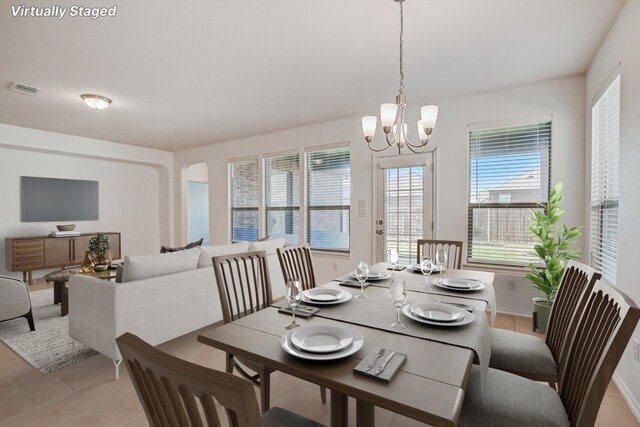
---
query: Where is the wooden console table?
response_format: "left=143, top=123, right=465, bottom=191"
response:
left=5, top=232, right=121, bottom=285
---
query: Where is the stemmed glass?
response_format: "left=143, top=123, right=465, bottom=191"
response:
left=389, top=248, right=399, bottom=271
left=436, top=248, right=448, bottom=278
left=285, top=279, right=302, bottom=330
left=390, top=278, right=407, bottom=329
left=355, top=261, right=370, bottom=300
left=420, top=257, right=433, bottom=291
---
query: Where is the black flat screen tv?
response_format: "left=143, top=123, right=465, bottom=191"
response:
left=21, top=176, right=99, bottom=222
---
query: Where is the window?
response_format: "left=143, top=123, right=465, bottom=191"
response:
left=229, top=159, right=259, bottom=241
left=467, top=120, right=551, bottom=264
left=264, top=154, right=300, bottom=245
left=590, top=74, right=620, bottom=284
left=306, top=147, right=350, bottom=252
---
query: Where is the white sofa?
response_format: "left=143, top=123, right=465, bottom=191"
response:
left=68, top=239, right=285, bottom=377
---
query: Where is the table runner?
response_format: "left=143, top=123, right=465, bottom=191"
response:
left=335, top=268, right=497, bottom=324
left=275, top=286, right=490, bottom=389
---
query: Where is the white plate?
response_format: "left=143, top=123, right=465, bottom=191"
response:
left=408, top=263, right=444, bottom=273
left=402, top=303, right=475, bottom=327
left=434, top=278, right=485, bottom=292
left=281, top=328, right=364, bottom=360
left=290, top=325, right=353, bottom=353
left=304, top=288, right=342, bottom=302
left=302, top=290, right=353, bottom=305
left=348, top=271, right=391, bottom=281
left=410, top=302, right=465, bottom=322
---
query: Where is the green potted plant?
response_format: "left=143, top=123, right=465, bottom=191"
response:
left=88, top=233, right=111, bottom=271
left=526, top=183, right=581, bottom=332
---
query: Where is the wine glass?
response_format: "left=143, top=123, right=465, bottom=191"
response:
left=435, top=248, right=448, bottom=277
left=420, top=257, right=433, bottom=291
left=285, top=279, right=302, bottom=329
left=390, top=278, right=407, bottom=329
left=389, top=248, right=399, bottom=271
left=355, top=261, right=370, bottom=300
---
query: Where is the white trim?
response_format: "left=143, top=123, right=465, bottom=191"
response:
left=497, top=308, right=533, bottom=318
left=613, top=371, right=640, bottom=423
left=467, top=114, right=553, bottom=131
left=377, top=152, right=430, bottom=169
left=228, top=154, right=259, bottom=164
left=304, top=140, right=350, bottom=153
left=591, top=63, right=621, bottom=105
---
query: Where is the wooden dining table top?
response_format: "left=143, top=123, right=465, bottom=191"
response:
left=198, top=270, right=494, bottom=427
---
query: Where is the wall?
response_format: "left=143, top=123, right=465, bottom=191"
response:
left=586, top=0, right=640, bottom=419
left=0, top=124, right=174, bottom=278
left=174, top=74, right=586, bottom=315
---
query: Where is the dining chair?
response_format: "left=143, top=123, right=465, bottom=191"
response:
left=0, top=275, right=35, bottom=331
left=116, top=332, right=324, bottom=427
left=416, top=239, right=463, bottom=269
left=459, top=280, right=640, bottom=427
left=489, top=261, right=601, bottom=386
left=277, top=244, right=317, bottom=291
left=212, top=250, right=325, bottom=412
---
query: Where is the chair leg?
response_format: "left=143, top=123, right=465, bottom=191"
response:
left=259, top=367, right=271, bottom=413
left=114, top=359, right=122, bottom=379
left=25, top=309, right=35, bottom=331
left=225, top=353, right=233, bottom=374
left=320, top=385, right=327, bottom=404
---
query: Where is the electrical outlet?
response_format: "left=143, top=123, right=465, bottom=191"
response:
left=507, top=280, right=517, bottom=291
left=633, top=339, right=640, bottom=363
left=332, top=262, right=338, bottom=272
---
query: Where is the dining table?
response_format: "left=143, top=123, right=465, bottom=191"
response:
left=198, top=263, right=495, bottom=427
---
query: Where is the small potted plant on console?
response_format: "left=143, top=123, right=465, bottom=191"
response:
left=88, top=233, right=111, bottom=272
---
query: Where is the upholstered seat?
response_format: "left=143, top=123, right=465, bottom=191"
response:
left=0, top=275, right=35, bottom=331
left=489, top=329, right=557, bottom=378
left=459, top=365, right=570, bottom=427
left=262, top=407, right=324, bottom=427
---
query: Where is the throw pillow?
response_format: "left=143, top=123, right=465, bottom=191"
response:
left=160, top=238, right=204, bottom=254
left=121, top=248, right=200, bottom=282
left=248, top=237, right=286, bottom=256
left=197, top=241, right=251, bottom=268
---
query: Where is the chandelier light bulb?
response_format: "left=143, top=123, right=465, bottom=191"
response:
left=362, top=116, right=377, bottom=142
left=380, top=103, right=398, bottom=129
left=420, top=105, right=439, bottom=129
left=417, top=120, right=428, bottom=142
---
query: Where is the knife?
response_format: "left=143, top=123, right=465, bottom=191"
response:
left=375, top=351, right=397, bottom=375
left=365, top=348, right=385, bottom=371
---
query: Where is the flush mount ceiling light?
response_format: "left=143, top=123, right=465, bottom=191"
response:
left=81, top=94, right=112, bottom=110
left=361, top=0, right=439, bottom=154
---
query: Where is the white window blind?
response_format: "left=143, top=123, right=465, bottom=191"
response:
left=468, top=121, right=551, bottom=264
left=229, top=159, right=259, bottom=241
left=590, top=75, right=620, bottom=284
left=265, top=154, right=300, bottom=245
left=306, top=146, right=350, bottom=252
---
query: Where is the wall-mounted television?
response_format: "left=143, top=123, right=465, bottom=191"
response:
left=21, top=176, right=99, bottom=222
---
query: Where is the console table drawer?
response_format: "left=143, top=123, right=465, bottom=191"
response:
left=11, top=239, right=45, bottom=270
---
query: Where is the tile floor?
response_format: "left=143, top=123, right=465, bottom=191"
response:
left=0, top=280, right=637, bottom=426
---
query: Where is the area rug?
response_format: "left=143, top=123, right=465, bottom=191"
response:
left=0, top=289, right=97, bottom=373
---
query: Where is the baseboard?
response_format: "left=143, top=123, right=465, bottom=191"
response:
left=613, top=371, right=640, bottom=422
left=496, top=308, right=532, bottom=318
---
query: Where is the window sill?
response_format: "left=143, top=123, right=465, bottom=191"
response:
left=463, top=261, right=529, bottom=276
left=311, top=250, right=351, bottom=259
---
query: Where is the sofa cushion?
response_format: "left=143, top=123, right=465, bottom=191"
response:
left=197, top=242, right=251, bottom=269
left=121, top=248, right=200, bottom=282
left=160, top=238, right=203, bottom=254
left=248, top=238, right=286, bottom=256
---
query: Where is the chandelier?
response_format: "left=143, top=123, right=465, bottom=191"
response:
left=361, top=0, right=438, bottom=154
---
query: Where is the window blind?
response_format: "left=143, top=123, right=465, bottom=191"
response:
left=468, top=121, right=551, bottom=264
left=590, top=75, right=620, bottom=284
left=306, top=147, right=350, bottom=252
left=264, top=154, right=300, bottom=245
left=229, top=159, right=259, bottom=241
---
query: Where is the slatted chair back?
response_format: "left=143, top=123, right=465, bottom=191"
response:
left=545, top=260, right=601, bottom=371
left=416, top=239, right=463, bottom=269
left=117, top=332, right=264, bottom=427
left=277, top=245, right=317, bottom=291
left=558, top=281, right=639, bottom=427
left=212, top=251, right=273, bottom=324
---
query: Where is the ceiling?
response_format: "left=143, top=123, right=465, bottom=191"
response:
left=0, top=0, right=625, bottom=152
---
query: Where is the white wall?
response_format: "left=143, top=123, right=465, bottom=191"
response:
left=174, top=74, right=586, bottom=315
left=586, top=0, right=640, bottom=419
left=0, top=124, right=174, bottom=278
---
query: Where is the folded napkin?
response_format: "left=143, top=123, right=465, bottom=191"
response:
left=277, top=305, right=319, bottom=318
left=338, top=280, right=371, bottom=288
left=353, top=347, right=407, bottom=383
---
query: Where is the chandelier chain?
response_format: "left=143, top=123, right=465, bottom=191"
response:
left=399, top=0, right=405, bottom=95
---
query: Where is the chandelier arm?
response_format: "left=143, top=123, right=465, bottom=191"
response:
left=366, top=141, right=393, bottom=153
left=405, top=138, right=428, bottom=148
left=404, top=141, right=427, bottom=154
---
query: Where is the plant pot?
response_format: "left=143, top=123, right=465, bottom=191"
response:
left=532, top=297, right=552, bottom=333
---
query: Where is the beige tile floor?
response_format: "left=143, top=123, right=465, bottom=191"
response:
left=0, top=280, right=637, bottom=426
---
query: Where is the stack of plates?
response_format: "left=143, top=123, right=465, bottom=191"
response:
left=301, top=288, right=352, bottom=305
left=433, top=278, right=485, bottom=292
left=348, top=271, right=391, bottom=281
left=281, top=325, right=364, bottom=360
left=402, top=302, right=474, bottom=327
left=408, top=264, right=444, bottom=273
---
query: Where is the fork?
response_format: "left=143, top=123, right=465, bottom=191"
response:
left=365, top=348, right=385, bottom=371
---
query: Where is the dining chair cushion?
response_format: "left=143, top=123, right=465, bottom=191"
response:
left=262, top=407, right=325, bottom=427
left=489, top=329, right=557, bottom=378
left=459, top=365, right=569, bottom=427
